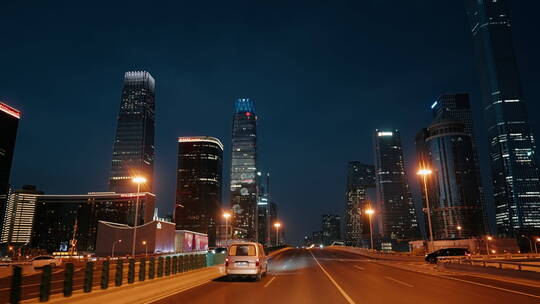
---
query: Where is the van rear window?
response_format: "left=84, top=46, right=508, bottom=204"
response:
left=229, top=245, right=256, bottom=256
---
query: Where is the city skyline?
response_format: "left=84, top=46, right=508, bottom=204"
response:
left=2, top=1, right=540, bottom=244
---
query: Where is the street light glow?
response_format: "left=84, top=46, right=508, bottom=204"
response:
left=417, top=168, right=432, bottom=176
left=274, top=222, right=281, bottom=228
left=365, top=208, right=375, bottom=215
left=223, top=212, right=231, bottom=219
left=142, top=240, right=146, bottom=245
left=487, top=236, right=493, bottom=241
left=132, top=176, right=147, bottom=184
left=457, top=226, right=462, bottom=230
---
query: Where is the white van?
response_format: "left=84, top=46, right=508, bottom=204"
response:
left=225, top=242, right=268, bottom=281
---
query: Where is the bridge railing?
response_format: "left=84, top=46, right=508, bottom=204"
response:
left=437, top=256, right=540, bottom=272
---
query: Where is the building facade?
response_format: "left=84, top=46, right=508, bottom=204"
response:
left=374, top=130, right=419, bottom=249
left=0, top=102, right=21, bottom=233
left=1, top=186, right=43, bottom=245
left=175, top=136, right=223, bottom=247
left=31, top=192, right=155, bottom=253
left=424, top=119, right=485, bottom=239
left=322, top=214, right=341, bottom=246
left=466, top=0, right=540, bottom=234
left=430, top=94, right=488, bottom=231
left=257, top=172, right=271, bottom=246
left=230, top=98, right=258, bottom=241
left=109, top=71, right=155, bottom=193
left=344, top=161, right=375, bottom=247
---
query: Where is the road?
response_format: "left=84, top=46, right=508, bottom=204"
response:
left=150, top=248, right=540, bottom=304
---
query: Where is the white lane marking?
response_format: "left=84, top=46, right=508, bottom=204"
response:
left=309, top=251, right=355, bottom=304
left=264, top=276, right=277, bottom=288
left=354, top=265, right=365, bottom=271
left=443, top=276, right=540, bottom=299
left=384, top=276, right=414, bottom=288
left=141, top=280, right=212, bottom=303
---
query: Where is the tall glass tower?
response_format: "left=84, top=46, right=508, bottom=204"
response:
left=344, top=161, right=375, bottom=247
left=230, top=98, right=258, bottom=241
left=175, top=136, right=223, bottom=246
left=466, top=0, right=540, bottom=234
left=0, top=102, right=21, bottom=233
left=108, top=71, right=155, bottom=193
left=374, top=130, right=419, bottom=250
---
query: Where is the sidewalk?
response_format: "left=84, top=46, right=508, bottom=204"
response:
left=22, top=266, right=225, bottom=304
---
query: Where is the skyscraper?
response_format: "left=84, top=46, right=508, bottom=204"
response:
left=109, top=71, right=155, bottom=193
left=257, top=172, right=271, bottom=246
left=175, top=136, right=223, bottom=246
left=230, top=98, right=258, bottom=241
left=374, top=130, right=418, bottom=249
left=424, top=119, right=485, bottom=239
left=0, top=102, right=21, bottom=233
left=466, top=0, right=540, bottom=234
left=430, top=94, right=488, bottom=230
left=1, top=185, right=43, bottom=246
left=322, top=214, right=341, bottom=246
left=344, top=161, right=375, bottom=247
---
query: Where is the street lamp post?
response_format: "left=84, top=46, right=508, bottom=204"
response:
left=274, top=222, right=281, bottom=246
left=142, top=241, right=148, bottom=258
left=112, top=239, right=122, bottom=258
left=365, top=207, right=375, bottom=251
left=457, top=226, right=462, bottom=239
left=535, top=238, right=540, bottom=254
left=520, top=235, right=533, bottom=253
left=417, top=168, right=434, bottom=252
left=223, top=212, right=231, bottom=247
left=131, top=176, right=147, bottom=257
left=486, top=236, right=493, bottom=256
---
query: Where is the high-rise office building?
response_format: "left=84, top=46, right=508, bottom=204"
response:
left=257, top=172, right=271, bottom=246
left=322, top=214, right=341, bottom=246
left=424, top=119, right=485, bottom=239
left=109, top=71, right=155, bottom=193
left=175, top=136, right=223, bottom=247
left=374, top=130, right=419, bottom=249
left=1, top=185, right=43, bottom=245
left=230, top=98, right=258, bottom=241
left=430, top=94, right=488, bottom=230
left=466, top=0, right=540, bottom=234
left=0, top=102, right=20, bottom=233
left=344, top=161, right=375, bottom=246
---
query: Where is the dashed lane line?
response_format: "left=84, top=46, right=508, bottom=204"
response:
left=384, top=276, right=414, bottom=288
left=309, top=250, right=355, bottom=304
left=264, top=276, right=277, bottom=288
left=354, top=265, right=365, bottom=271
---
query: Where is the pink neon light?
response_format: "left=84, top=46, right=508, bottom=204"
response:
left=0, top=102, right=21, bottom=119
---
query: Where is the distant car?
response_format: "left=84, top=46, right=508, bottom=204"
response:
left=225, top=242, right=268, bottom=281
left=31, top=255, right=62, bottom=268
left=214, top=247, right=227, bottom=254
left=425, top=248, right=470, bottom=264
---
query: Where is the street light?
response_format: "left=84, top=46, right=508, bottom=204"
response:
left=112, top=239, right=122, bottom=258
left=142, top=241, right=148, bottom=258
left=535, top=238, right=540, bottom=254
left=131, top=176, right=147, bottom=257
left=223, top=212, right=231, bottom=247
left=365, top=207, right=375, bottom=251
left=8, top=246, right=14, bottom=259
left=457, top=226, right=462, bottom=239
left=274, top=222, right=281, bottom=246
left=486, top=236, right=493, bottom=256
left=520, top=235, right=533, bottom=253
left=417, top=168, right=434, bottom=252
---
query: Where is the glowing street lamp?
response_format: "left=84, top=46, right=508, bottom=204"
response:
left=112, top=239, right=122, bottom=258
left=535, top=238, right=540, bottom=254
left=486, top=236, right=493, bottom=256
left=365, top=207, right=375, bottom=251
left=274, top=222, right=281, bottom=246
left=417, top=167, right=434, bottom=251
left=457, top=226, right=462, bottom=239
left=223, top=212, right=231, bottom=246
left=142, top=241, right=148, bottom=258
left=131, top=176, right=147, bottom=257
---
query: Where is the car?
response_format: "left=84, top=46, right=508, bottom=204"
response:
left=225, top=242, right=268, bottom=281
left=31, top=255, right=62, bottom=269
left=425, top=248, right=470, bottom=264
left=214, top=247, right=227, bottom=254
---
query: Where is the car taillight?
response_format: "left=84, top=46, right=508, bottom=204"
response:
left=225, top=258, right=229, bottom=267
left=255, top=258, right=260, bottom=267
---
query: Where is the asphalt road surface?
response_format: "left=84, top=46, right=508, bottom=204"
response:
left=150, top=248, right=540, bottom=304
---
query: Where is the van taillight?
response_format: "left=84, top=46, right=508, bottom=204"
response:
left=225, top=258, right=229, bottom=267
left=256, top=259, right=260, bottom=267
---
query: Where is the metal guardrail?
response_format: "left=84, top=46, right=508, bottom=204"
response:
left=438, top=256, right=540, bottom=272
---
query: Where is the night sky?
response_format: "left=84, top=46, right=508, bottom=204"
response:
left=2, top=1, right=540, bottom=245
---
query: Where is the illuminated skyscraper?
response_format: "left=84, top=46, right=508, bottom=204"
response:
left=108, top=71, right=155, bottom=193
left=322, top=214, right=341, bottom=246
left=0, top=102, right=21, bottom=233
left=230, top=98, right=258, bottom=241
left=175, top=136, right=223, bottom=246
left=1, top=185, right=43, bottom=245
left=374, top=129, right=418, bottom=249
left=466, top=0, right=540, bottom=234
left=344, top=162, right=375, bottom=247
